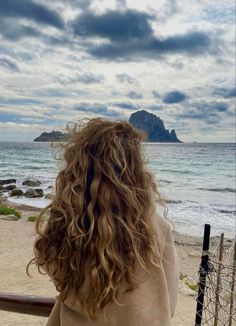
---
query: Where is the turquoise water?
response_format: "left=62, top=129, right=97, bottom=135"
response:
left=0, top=141, right=235, bottom=238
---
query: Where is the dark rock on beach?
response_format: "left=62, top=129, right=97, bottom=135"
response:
left=22, top=179, right=41, bottom=187
left=24, top=188, right=44, bottom=198
left=34, top=131, right=69, bottom=142
left=45, top=193, right=53, bottom=199
left=129, top=110, right=182, bottom=142
left=10, top=188, right=24, bottom=196
left=3, top=184, right=16, bottom=191
left=165, top=199, right=183, bottom=204
left=0, top=179, right=17, bottom=185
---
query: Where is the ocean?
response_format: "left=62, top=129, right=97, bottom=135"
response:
left=0, top=141, right=235, bottom=238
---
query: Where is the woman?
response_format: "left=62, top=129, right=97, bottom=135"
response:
left=27, top=118, right=179, bottom=326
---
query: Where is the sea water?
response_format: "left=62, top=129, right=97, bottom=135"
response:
left=0, top=141, right=235, bottom=238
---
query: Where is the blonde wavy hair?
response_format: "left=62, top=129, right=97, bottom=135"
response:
left=27, top=118, right=167, bottom=320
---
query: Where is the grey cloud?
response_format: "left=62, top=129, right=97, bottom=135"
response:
left=148, top=104, right=164, bottom=111
left=156, top=0, right=179, bottom=23
left=74, top=102, right=123, bottom=118
left=78, top=73, right=104, bottom=84
left=68, top=0, right=94, bottom=10
left=33, top=88, right=68, bottom=98
left=201, top=102, right=229, bottom=112
left=165, top=0, right=178, bottom=16
left=163, top=91, right=188, bottom=104
left=203, top=5, right=235, bottom=25
left=0, top=57, right=19, bottom=72
left=54, top=73, right=104, bottom=85
left=0, top=5, right=217, bottom=63
left=0, top=17, right=72, bottom=48
left=0, top=0, right=64, bottom=29
left=116, top=73, right=138, bottom=85
left=152, top=91, right=161, bottom=98
left=44, top=33, right=75, bottom=47
left=0, top=19, right=42, bottom=41
left=127, top=91, right=143, bottom=99
left=0, top=97, right=43, bottom=106
left=0, top=17, right=72, bottom=46
left=113, top=102, right=138, bottom=110
left=0, top=17, right=69, bottom=47
left=88, top=31, right=213, bottom=60
left=214, top=87, right=236, bottom=98
left=169, top=59, right=185, bottom=70
left=116, top=0, right=127, bottom=6
left=176, top=101, right=230, bottom=124
left=70, top=7, right=213, bottom=60
left=72, top=9, right=153, bottom=41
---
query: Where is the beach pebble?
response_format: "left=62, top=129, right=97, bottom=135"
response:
left=0, top=179, right=16, bottom=185
left=10, top=188, right=24, bottom=196
left=22, top=179, right=41, bottom=187
left=24, top=188, right=44, bottom=198
left=0, top=214, right=19, bottom=221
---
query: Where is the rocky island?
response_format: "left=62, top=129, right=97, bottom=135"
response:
left=129, top=110, right=182, bottom=142
left=34, top=131, right=69, bottom=142
left=34, top=110, right=181, bottom=143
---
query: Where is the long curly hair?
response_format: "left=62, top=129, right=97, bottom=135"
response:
left=27, top=118, right=167, bottom=320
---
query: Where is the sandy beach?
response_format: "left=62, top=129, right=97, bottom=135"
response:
left=0, top=198, right=232, bottom=326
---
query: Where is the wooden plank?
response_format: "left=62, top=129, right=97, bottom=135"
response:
left=0, top=292, right=55, bottom=317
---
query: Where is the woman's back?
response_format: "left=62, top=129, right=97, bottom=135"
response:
left=27, top=118, right=179, bottom=326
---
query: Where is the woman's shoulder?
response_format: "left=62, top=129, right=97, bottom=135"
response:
left=152, top=212, right=172, bottom=236
left=150, top=212, right=173, bottom=255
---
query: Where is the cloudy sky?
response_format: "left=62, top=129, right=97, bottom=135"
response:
left=0, top=0, right=235, bottom=142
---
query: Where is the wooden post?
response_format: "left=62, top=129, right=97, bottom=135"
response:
left=195, top=224, right=211, bottom=326
left=214, top=233, right=224, bottom=326
left=229, top=241, right=236, bottom=326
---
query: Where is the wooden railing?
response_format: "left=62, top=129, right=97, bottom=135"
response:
left=0, top=292, right=55, bottom=316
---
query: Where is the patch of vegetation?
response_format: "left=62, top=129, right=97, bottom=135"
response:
left=179, top=272, right=198, bottom=292
left=27, top=215, right=38, bottom=222
left=186, top=282, right=198, bottom=292
left=0, top=205, right=21, bottom=219
left=179, top=273, right=187, bottom=281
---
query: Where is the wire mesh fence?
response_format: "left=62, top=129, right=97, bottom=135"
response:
left=195, top=224, right=236, bottom=326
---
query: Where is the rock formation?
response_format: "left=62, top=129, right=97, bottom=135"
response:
left=34, top=111, right=182, bottom=143
left=24, top=189, right=44, bottom=198
left=34, top=131, right=69, bottom=142
left=129, top=110, right=182, bottom=142
left=22, top=179, right=41, bottom=187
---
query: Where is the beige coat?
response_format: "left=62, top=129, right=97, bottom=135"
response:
left=42, top=214, right=179, bottom=326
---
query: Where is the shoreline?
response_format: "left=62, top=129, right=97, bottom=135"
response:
left=2, top=195, right=234, bottom=244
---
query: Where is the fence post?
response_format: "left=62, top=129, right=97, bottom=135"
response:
left=229, top=240, right=236, bottom=326
left=195, top=224, right=211, bottom=326
left=214, top=233, right=224, bottom=326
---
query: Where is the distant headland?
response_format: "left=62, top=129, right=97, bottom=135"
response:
left=34, top=110, right=182, bottom=143
left=129, top=110, right=181, bottom=142
left=34, top=131, right=69, bottom=142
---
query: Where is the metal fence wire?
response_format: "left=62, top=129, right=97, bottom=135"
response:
left=195, top=224, right=236, bottom=326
